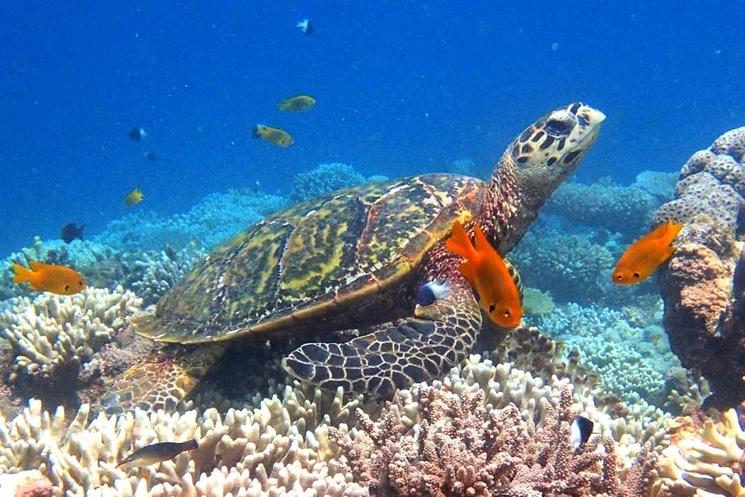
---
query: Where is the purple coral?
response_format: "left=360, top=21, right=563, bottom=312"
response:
left=329, top=385, right=656, bottom=497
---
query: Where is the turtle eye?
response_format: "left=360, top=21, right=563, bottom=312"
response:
left=488, top=304, right=496, bottom=314
left=545, top=116, right=575, bottom=136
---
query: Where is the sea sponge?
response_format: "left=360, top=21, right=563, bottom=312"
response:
left=288, top=163, right=366, bottom=203
left=0, top=286, right=141, bottom=383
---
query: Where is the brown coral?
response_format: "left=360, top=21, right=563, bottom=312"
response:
left=330, top=384, right=656, bottom=497
left=656, top=127, right=745, bottom=408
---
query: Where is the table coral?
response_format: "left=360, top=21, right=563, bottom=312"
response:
left=656, top=127, right=745, bottom=408
left=330, top=383, right=657, bottom=497
left=0, top=286, right=141, bottom=384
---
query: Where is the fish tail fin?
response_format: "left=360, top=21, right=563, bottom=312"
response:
left=12, top=263, right=35, bottom=285
left=472, top=224, right=493, bottom=253
left=457, top=261, right=478, bottom=284
left=445, top=221, right=477, bottom=261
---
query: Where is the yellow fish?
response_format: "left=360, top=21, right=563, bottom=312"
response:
left=125, top=188, right=144, bottom=207
left=253, top=124, right=293, bottom=147
left=277, top=95, right=316, bottom=112
left=118, top=440, right=198, bottom=467
left=13, top=261, right=87, bottom=295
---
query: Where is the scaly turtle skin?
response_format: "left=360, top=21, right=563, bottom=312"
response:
left=103, top=103, right=605, bottom=412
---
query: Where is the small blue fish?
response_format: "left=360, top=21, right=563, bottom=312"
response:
left=416, top=280, right=450, bottom=306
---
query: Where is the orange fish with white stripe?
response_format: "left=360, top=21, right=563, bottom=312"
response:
left=612, top=219, right=683, bottom=285
left=445, top=220, right=522, bottom=328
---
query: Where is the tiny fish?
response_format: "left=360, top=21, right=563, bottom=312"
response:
left=13, top=261, right=87, bottom=295
left=252, top=124, right=294, bottom=148
left=129, top=127, right=147, bottom=142
left=296, top=19, right=313, bottom=35
left=125, top=188, right=144, bottom=207
left=612, top=219, right=683, bottom=285
left=145, top=151, right=158, bottom=161
left=416, top=280, right=450, bottom=306
left=445, top=220, right=522, bottom=328
left=278, top=95, right=316, bottom=112
left=570, top=415, right=594, bottom=449
left=60, top=223, right=85, bottom=244
left=118, top=439, right=198, bottom=467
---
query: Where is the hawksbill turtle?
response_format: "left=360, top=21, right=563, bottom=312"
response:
left=103, top=103, right=605, bottom=412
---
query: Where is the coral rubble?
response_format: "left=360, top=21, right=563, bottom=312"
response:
left=657, top=127, right=745, bottom=408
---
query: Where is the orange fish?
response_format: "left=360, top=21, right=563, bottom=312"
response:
left=445, top=220, right=522, bottom=328
left=12, top=261, right=87, bottom=295
left=612, top=219, right=683, bottom=285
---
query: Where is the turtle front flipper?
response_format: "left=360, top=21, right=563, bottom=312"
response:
left=100, top=343, right=228, bottom=414
left=282, top=281, right=481, bottom=397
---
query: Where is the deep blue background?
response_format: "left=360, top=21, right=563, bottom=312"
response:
left=1, top=1, right=743, bottom=254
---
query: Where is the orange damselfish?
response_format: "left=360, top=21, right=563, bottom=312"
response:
left=12, top=261, right=87, bottom=295
left=612, top=219, right=683, bottom=285
left=445, top=220, right=522, bottom=328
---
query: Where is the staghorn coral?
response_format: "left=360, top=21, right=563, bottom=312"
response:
left=656, top=127, right=745, bottom=408
left=0, top=385, right=366, bottom=497
left=330, top=384, right=657, bottom=497
left=0, top=287, right=141, bottom=384
left=288, top=162, right=367, bottom=204
left=653, top=407, right=745, bottom=497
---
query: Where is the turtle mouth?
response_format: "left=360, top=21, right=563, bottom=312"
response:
left=574, top=105, right=606, bottom=145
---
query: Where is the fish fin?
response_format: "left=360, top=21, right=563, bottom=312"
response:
left=12, top=264, right=34, bottom=284
left=472, top=224, right=491, bottom=252
left=445, top=221, right=477, bottom=261
left=458, top=261, right=478, bottom=285
left=666, top=219, right=683, bottom=241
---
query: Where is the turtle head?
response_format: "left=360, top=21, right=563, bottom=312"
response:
left=506, top=102, right=605, bottom=199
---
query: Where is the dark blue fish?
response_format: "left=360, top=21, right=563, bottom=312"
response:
left=60, top=223, right=84, bottom=244
left=416, top=280, right=450, bottom=306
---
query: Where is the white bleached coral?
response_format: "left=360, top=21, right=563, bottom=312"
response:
left=0, top=286, right=141, bottom=381
left=0, top=384, right=366, bottom=497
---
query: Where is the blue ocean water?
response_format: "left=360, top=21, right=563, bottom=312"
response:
left=1, top=1, right=743, bottom=254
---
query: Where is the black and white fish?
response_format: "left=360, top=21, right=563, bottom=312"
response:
left=570, top=415, right=594, bottom=450
left=297, top=19, right=313, bottom=35
left=416, top=280, right=450, bottom=306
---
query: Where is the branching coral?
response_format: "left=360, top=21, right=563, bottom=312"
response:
left=0, top=287, right=141, bottom=383
left=653, top=408, right=745, bottom=496
left=0, top=385, right=366, bottom=497
left=288, top=163, right=367, bottom=203
left=330, top=384, right=657, bottom=497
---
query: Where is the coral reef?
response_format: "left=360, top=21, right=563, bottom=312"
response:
left=653, top=407, right=745, bottom=496
left=288, top=163, right=366, bottom=203
left=537, top=303, right=680, bottom=407
left=522, top=287, right=555, bottom=317
left=0, top=287, right=141, bottom=386
left=545, top=177, right=660, bottom=238
left=632, top=170, right=678, bottom=204
left=656, top=127, right=745, bottom=408
left=330, top=383, right=656, bottom=497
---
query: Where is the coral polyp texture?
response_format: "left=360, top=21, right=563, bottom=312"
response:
left=288, top=162, right=366, bottom=203
left=656, top=127, right=745, bottom=408
left=653, top=407, right=745, bottom=497
left=0, top=286, right=141, bottom=383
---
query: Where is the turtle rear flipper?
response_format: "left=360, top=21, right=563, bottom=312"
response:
left=100, top=344, right=227, bottom=414
left=282, top=282, right=481, bottom=397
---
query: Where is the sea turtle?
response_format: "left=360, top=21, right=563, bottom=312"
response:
left=103, top=103, right=605, bottom=412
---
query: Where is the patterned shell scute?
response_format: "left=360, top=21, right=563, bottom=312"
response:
left=137, top=174, right=483, bottom=343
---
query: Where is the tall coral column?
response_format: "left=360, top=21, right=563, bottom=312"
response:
left=656, top=127, right=745, bottom=408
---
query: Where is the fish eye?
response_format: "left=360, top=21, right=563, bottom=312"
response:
left=78, top=281, right=84, bottom=286
left=615, top=274, right=623, bottom=281
left=488, top=304, right=496, bottom=314
left=633, top=272, right=641, bottom=279
left=64, top=285, right=71, bottom=292
left=503, top=309, right=511, bottom=318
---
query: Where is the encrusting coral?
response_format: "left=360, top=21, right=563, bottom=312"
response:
left=656, top=127, right=745, bottom=408
left=0, top=287, right=141, bottom=384
left=288, top=162, right=367, bottom=203
left=330, top=384, right=657, bottom=497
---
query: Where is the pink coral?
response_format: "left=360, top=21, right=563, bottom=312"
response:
left=329, top=385, right=656, bottom=497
